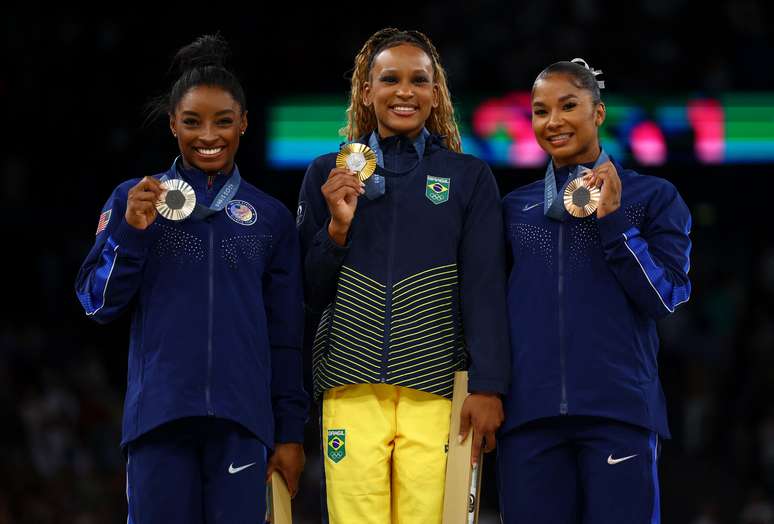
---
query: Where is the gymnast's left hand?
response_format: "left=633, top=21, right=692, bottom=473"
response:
left=266, top=442, right=305, bottom=498
left=459, top=393, right=504, bottom=466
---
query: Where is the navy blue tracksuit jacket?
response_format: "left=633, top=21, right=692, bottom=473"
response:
left=75, top=161, right=308, bottom=449
left=502, top=158, right=692, bottom=438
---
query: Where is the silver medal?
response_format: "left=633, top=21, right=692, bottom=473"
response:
left=156, top=179, right=196, bottom=221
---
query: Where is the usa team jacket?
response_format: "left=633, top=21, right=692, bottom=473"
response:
left=75, top=162, right=308, bottom=448
left=502, top=158, right=691, bottom=437
left=297, top=133, right=510, bottom=400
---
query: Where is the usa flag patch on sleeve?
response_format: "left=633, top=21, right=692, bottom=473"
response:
left=96, top=209, right=112, bottom=235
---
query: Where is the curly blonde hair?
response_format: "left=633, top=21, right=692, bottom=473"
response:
left=340, top=28, right=462, bottom=153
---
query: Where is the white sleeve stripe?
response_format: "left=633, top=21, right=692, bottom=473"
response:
left=86, top=243, right=120, bottom=316
left=622, top=236, right=690, bottom=314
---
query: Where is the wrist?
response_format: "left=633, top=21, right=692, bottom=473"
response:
left=596, top=203, right=620, bottom=219
left=328, top=219, right=351, bottom=246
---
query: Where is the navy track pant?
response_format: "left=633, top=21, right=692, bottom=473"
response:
left=126, top=417, right=268, bottom=524
left=497, top=416, right=660, bottom=524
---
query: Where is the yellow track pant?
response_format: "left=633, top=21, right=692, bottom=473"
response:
left=322, top=383, right=452, bottom=524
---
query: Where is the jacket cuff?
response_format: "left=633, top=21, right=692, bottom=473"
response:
left=274, top=416, right=306, bottom=444
left=111, top=218, right=160, bottom=253
left=313, top=221, right=350, bottom=259
left=597, top=207, right=635, bottom=248
left=467, top=377, right=509, bottom=396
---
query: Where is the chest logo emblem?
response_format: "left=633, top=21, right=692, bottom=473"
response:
left=425, top=175, right=450, bottom=205
left=226, top=200, right=257, bottom=226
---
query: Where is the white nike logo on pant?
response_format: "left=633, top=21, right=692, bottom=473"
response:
left=228, top=462, right=256, bottom=474
left=607, top=454, right=638, bottom=465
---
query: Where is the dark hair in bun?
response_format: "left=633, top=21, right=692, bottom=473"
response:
left=147, top=33, right=246, bottom=122
left=533, top=58, right=605, bottom=105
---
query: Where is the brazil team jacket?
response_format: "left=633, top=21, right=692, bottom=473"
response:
left=75, top=161, right=308, bottom=448
left=502, top=158, right=691, bottom=437
left=297, top=133, right=510, bottom=399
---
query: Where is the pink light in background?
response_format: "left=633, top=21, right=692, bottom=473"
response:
left=630, top=121, right=667, bottom=165
left=687, top=99, right=724, bottom=163
left=473, top=92, right=546, bottom=166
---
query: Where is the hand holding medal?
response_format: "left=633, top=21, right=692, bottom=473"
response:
left=322, top=144, right=375, bottom=246
left=125, top=176, right=164, bottom=230
left=581, top=160, right=621, bottom=219
left=563, top=170, right=601, bottom=218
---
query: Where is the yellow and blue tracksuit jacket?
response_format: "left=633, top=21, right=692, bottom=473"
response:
left=297, top=132, right=510, bottom=400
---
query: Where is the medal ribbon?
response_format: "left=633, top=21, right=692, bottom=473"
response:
left=161, top=156, right=242, bottom=220
left=361, top=128, right=430, bottom=200
left=544, top=149, right=609, bottom=221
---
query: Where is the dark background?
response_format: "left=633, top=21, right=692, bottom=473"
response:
left=3, top=4, right=774, bottom=523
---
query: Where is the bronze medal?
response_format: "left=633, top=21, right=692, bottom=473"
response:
left=563, top=173, right=600, bottom=218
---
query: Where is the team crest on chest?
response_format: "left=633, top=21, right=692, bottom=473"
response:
left=327, top=429, right=346, bottom=463
left=226, top=200, right=257, bottom=226
left=425, top=175, right=450, bottom=205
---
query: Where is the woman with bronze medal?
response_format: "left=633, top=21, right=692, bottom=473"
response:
left=75, top=34, right=307, bottom=523
left=498, top=59, right=692, bottom=523
left=296, top=28, right=510, bottom=523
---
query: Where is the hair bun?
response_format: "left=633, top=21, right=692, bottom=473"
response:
left=172, top=33, right=230, bottom=74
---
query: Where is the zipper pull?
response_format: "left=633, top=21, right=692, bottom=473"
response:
left=207, top=174, right=215, bottom=190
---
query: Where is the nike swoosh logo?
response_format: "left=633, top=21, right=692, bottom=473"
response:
left=607, top=454, right=638, bottom=465
left=522, top=202, right=542, bottom=211
left=228, top=462, right=256, bottom=474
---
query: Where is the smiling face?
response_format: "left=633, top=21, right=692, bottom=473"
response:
left=531, top=73, right=605, bottom=168
left=363, top=43, right=439, bottom=140
left=169, top=85, right=247, bottom=174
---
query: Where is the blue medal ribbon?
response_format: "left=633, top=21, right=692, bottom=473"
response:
left=161, top=156, right=242, bottom=220
left=361, top=128, right=430, bottom=200
left=544, top=149, right=609, bottom=221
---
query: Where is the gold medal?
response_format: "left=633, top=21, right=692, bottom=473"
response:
left=563, top=173, right=600, bottom=218
left=336, top=143, right=377, bottom=182
left=156, top=179, right=196, bottom=221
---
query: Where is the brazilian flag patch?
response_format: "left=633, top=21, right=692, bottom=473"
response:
left=327, top=429, right=346, bottom=463
left=425, top=175, right=450, bottom=205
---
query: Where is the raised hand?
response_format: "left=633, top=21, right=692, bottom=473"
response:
left=321, top=168, right=364, bottom=246
left=582, top=161, right=621, bottom=219
left=125, top=177, right=163, bottom=230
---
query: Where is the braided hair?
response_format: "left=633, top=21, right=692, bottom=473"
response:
left=341, top=28, right=462, bottom=153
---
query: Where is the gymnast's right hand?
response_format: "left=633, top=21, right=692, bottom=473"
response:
left=125, top=176, right=163, bottom=230
left=321, top=167, right=365, bottom=246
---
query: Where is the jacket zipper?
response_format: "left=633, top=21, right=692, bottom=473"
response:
left=558, top=220, right=568, bottom=414
left=382, top=187, right=397, bottom=383
left=206, top=224, right=214, bottom=415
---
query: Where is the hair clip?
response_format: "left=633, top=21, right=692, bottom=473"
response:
left=571, top=58, right=605, bottom=89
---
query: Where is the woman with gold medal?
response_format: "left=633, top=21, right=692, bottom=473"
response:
left=75, top=34, right=307, bottom=523
left=498, top=59, right=692, bottom=524
left=297, top=28, right=510, bottom=524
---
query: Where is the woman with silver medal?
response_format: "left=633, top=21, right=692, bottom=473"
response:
left=498, top=59, right=692, bottom=524
left=75, top=34, right=307, bottom=523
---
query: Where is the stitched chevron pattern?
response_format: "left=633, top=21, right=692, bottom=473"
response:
left=313, top=264, right=465, bottom=399
left=313, top=266, right=386, bottom=396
